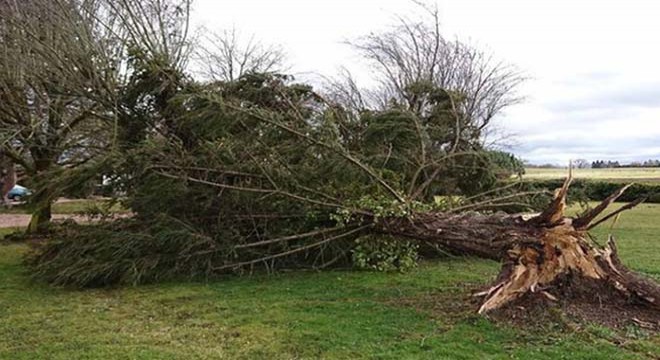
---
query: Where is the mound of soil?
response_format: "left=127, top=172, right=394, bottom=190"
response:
left=386, top=278, right=658, bottom=334
left=488, top=276, right=659, bottom=332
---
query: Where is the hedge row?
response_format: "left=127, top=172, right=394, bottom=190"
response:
left=524, top=179, right=660, bottom=204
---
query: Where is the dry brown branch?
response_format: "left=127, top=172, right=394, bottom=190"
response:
left=573, top=183, right=633, bottom=229
left=587, top=197, right=646, bottom=231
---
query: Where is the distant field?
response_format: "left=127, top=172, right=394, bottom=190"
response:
left=523, top=167, right=660, bottom=183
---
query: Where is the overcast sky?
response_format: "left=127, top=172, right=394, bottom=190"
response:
left=193, top=0, right=660, bottom=165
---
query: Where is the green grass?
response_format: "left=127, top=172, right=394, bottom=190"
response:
left=1, top=204, right=659, bottom=359
left=571, top=202, right=660, bottom=279
left=0, top=199, right=126, bottom=215
left=0, top=227, right=22, bottom=238
left=524, top=167, right=660, bottom=183
left=51, top=199, right=103, bottom=214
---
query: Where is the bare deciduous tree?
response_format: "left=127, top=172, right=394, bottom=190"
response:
left=323, top=4, right=527, bottom=201
left=0, top=152, right=17, bottom=205
left=339, top=4, right=525, bottom=133
left=574, top=159, right=591, bottom=169
left=195, top=28, right=286, bottom=82
left=0, top=0, right=120, bottom=231
left=101, top=0, right=193, bottom=71
left=0, top=0, right=193, bottom=232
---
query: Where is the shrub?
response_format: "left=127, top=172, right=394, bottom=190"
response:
left=487, top=150, right=525, bottom=179
left=352, top=235, right=419, bottom=272
left=524, top=179, right=660, bottom=203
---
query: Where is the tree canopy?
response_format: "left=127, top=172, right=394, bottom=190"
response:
left=11, top=0, right=531, bottom=286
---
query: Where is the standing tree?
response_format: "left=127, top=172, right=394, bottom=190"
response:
left=0, top=152, right=17, bottom=205
left=574, top=159, right=590, bottom=169
left=344, top=5, right=524, bottom=124
left=325, top=5, right=526, bottom=200
left=195, top=28, right=286, bottom=82
left=0, top=0, right=121, bottom=232
left=0, top=0, right=193, bottom=232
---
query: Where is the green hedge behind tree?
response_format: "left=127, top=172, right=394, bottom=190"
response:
left=525, top=179, right=660, bottom=203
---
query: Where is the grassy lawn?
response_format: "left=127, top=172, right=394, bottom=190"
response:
left=1, top=204, right=659, bottom=359
left=0, top=227, right=22, bottom=238
left=524, top=167, right=660, bottom=183
left=574, top=202, right=660, bottom=280
left=0, top=198, right=126, bottom=215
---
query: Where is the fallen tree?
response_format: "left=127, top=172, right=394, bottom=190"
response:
left=27, top=168, right=660, bottom=323
left=25, top=70, right=659, bottom=323
left=21, top=4, right=658, bottom=325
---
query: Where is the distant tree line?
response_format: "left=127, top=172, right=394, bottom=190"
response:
left=524, top=159, right=660, bottom=169
left=591, top=159, right=660, bottom=168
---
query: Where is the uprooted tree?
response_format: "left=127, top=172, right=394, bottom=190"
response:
left=27, top=71, right=660, bottom=318
left=22, top=0, right=658, bottom=321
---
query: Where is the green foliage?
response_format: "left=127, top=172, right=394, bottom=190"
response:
left=526, top=179, right=660, bottom=203
left=486, top=150, right=525, bottom=178
left=352, top=235, right=419, bottom=272
left=450, top=153, right=499, bottom=195
left=432, top=195, right=464, bottom=210
left=26, top=60, right=530, bottom=286
left=117, top=48, right=189, bottom=149
left=24, top=219, right=223, bottom=287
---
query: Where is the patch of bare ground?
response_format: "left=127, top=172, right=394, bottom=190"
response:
left=0, top=214, right=87, bottom=228
left=387, top=279, right=660, bottom=336
left=487, top=276, right=659, bottom=332
left=0, top=213, right=131, bottom=229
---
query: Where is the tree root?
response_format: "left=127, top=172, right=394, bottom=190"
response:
left=478, top=229, right=659, bottom=315
left=478, top=175, right=659, bottom=316
left=379, top=173, right=660, bottom=319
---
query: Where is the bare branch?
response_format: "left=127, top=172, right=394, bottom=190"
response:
left=194, top=28, right=286, bottom=82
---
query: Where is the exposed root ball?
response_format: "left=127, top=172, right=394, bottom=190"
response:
left=488, top=276, right=660, bottom=331
left=382, top=176, right=660, bottom=320
left=478, top=225, right=659, bottom=316
left=476, top=176, right=660, bottom=317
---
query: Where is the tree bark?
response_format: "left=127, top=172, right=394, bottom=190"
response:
left=26, top=155, right=55, bottom=234
left=377, top=178, right=660, bottom=314
left=27, top=200, right=52, bottom=234
left=0, top=158, right=16, bottom=206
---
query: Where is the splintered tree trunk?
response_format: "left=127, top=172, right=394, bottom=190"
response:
left=378, top=177, right=660, bottom=315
